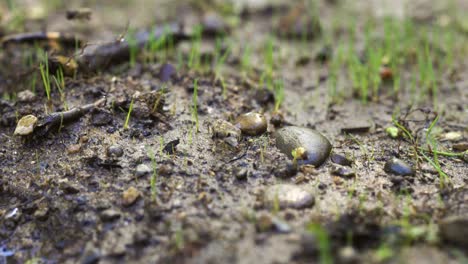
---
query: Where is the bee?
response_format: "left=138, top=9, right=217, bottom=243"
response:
left=66, top=8, right=92, bottom=21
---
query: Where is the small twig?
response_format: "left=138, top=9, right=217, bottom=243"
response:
left=1, top=32, right=82, bottom=47
left=35, top=97, right=106, bottom=136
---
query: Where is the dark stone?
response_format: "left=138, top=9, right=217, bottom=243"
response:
left=107, top=145, right=124, bottom=157
left=384, top=158, right=415, bottom=176
left=340, top=124, right=371, bottom=134
left=92, top=110, right=113, bottom=126
left=100, top=209, right=121, bottom=222
left=163, top=139, right=180, bottom=154
left=159, top=63, right=176, bottom=82
left=331, top=153, right=352, bottom=166
left=270, top=111, right=284, bottom=127
left=202, top=13, right=228, bottom=36
left=253, top=89, right=274, bottom=106
left=275, top=161, right=298, bottom=178
left=275, top=126, right=332, bottom=167
left=331, top=165, right=355, bottom=178
left=61, top=181, right=80, bottom=194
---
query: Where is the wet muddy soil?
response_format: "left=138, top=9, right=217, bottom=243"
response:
left=0, top=0, right=467, bottom=263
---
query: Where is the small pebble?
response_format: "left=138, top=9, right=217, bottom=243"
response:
left=379, top=66, right=393, bottom=80
left=440, top=131, right=462, bottom=142
left=158, top=164, right=173, bottom=176
left=452, top=142, right=468, bottom=152
left=136, top=164, right=152, bottom=177
left=340, top=122, right=371, bottom=134
left=253, top=89, right=274, bottom=106
left=67, top=144, right=81, bottom=154
left=210, top=119, right=241, bottom=147
left=17, top=90, right=36, bottom=102
left=271, top=217, right=291, bottom=233
left=256, top=213, right=273, bottom=232
left=338, top=246, right=359, bottom=264
left=60, top=181, right=80, bottom=194
left=34, top=207, right=49, bottom=221
left=275, top=161, right=298, bottom=178
left=384, top=157, right=415, bottom=176
left=235, top=112, right=268, bottom=136
left=122, top=187, right=140, bottom=207
left=159, top=63, right=176, bottom=82
left=275, top=126, right=332, bottom=167
left=163, top=139, right=180, bottom=154
left=270, top=111, right=284, bottom=127
left=14, top=115, right=38, bottom=136
left=100, top=208, right=121, bottom=222
left=107, top=145, right=124, bottom=157
left=202, top=12, right=227, bottom=35
left=264, top=184, right=315, bottom=209
left=235, top=168, right=248, bottom=180
left=331, top=165, right=355, bottom=178
left=330, top=153, right=352, bottom=167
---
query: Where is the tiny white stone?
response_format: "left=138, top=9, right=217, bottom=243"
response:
left=14, top=115, right=38, bottom=136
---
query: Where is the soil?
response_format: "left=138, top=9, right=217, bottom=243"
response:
left=0, top=0, right=467, bottom=263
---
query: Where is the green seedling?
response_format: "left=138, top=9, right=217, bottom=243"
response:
left=291, top=147, right=306, bottom=166
left=273, top=79, right=284, bottom=112
left=123, top=97, right=134, bottom=129
left=25, top=52, right=37, bottom=93
left=165, top=25, right=175, bottom=56
left=444, top=29, right=455, bottom=73
left=145, top=27, right=159, bottom=64
left=348, top=134, right=375, bottom=163
left=423, top=115, right=449, bottom=188
left=272, top=191, right=280, bottom=215
left=213, top=38, right=231, bottom=99
left=386, top=126, right=399, bottom=138
left=367, top=47, right=382, bottom=101
left=392, top=63, right=401, bottom=98
left=174, top=228, right=184, bottom=250
left=260, top=136, right=269, bottom=163
left=39, top=54, right=51, bottom=101
left=374, top=243, right=394, bottom=262
left=307, top=223, right=333, bottom=264
left=6, top=0, right=15, bottom=10
left=176, top=49, right=184, bottom=71
left=188, top=25, right=203, bottom=70
left=52, top=68, right=68, bottom=110
left=392, top=112, right=463, bottom=189
left=328, top=44, right=342, bottom=101
left=191, top=79, right=200, bottom=133
left=214, top=37, right=231, bottom=76
left=127, top=28, right=138, bottom=67
left=264, top=36, right=274, bottom=77
left=241, top=44, right=252, bottom=74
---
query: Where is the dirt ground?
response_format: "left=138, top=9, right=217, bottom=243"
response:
left=0, top=0, right=467, bottom=263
